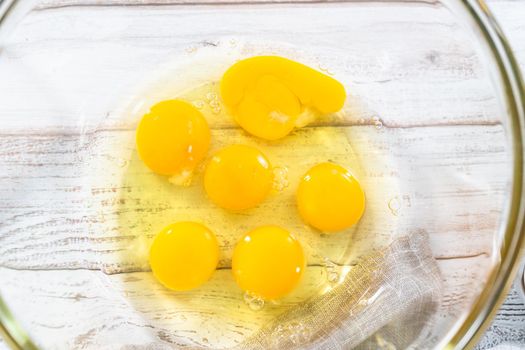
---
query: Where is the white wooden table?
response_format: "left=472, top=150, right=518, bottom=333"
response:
left=0, top=0, right=524, bottom=349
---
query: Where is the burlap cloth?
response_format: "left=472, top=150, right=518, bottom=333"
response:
left=235, top=230, right=443, bottom=350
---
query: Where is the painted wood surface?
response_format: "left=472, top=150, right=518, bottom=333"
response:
left=0, top=0, right=524, bottom=348
left=475, top=0, right=525, bottom=348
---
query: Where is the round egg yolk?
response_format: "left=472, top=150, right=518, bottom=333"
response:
left=204, top=144, right=273, bottom=211
left=220, top=56, right=346, bottom=140
left=136, top=99, right=210, bottom=176
left=297, top=162, right=365, bottom=233
left=232, top=226, right=305, bottom=300
left=149, top=222, right=219, bottom=291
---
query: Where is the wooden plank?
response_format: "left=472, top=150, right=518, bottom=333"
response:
left=0, top=125, right=508, bottom=273
left=0, top=256, right=496, bottom=349
left=0, top=0, right=501, bottom=132
left=0, top=266, right=334, bottom=349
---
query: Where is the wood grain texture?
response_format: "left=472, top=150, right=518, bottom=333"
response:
left=0, top=0, right=500, bottom=132
left=0, top=125, right=507, bottom=271
left=474, top=0, right=525, bottom=347
left=475, top=281, right=525, bottom=349
left=0, top=0, right=523, bottom=348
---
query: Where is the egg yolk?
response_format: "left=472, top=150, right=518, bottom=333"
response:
left=297, top=162, right=365, bottom=233
left=220, top=56, right=346, bottom=140
left=232, top=226, right=305, bottom=300
left=204, top=144, right=273, bottom=211
left=149, top=222, right=219, bottom=291
left=136, top=99, right=210, bottom=176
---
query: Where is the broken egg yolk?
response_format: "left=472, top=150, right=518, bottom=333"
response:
left=297, top=162, right=365, bottom=233
left=149, top=221, right=219, bottom=291
left=204, top=144, right=273, bottom=211
left=232, top=226, right=305, bottom=300
left=220, top=56, right=346, bottom=140
left=136, top=99, right=210, bottom=176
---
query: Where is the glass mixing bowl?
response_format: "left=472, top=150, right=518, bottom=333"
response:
left=0, top=0, right=524, bottom=349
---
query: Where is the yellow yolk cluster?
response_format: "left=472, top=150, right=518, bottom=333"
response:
left=139, top=56, right=365, bottom=298
left=136, top=100, right=210, bottom=176
left=220, top=56, right=346, bottom=140
left=204, top=145, right=273, bottom=211
left=149, top=222, right=219, bottom=291
left=297, top=163, right=365, bottom=233
left=232, top=226, right=305, bottom=300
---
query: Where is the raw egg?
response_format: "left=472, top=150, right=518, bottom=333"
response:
left=136, top=99, right=210, bottom=176
left=204, top=144, right=273, bottom=211
left=149, top=221, right=219, bottom=291
left=220, top=56, right=346, bottom=140
left=297, top=162, right=365, bottom=232
left=232, top=226, right=305, bottom=300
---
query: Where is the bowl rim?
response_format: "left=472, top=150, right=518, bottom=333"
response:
left=446, top=0, right=525, bottom=348
left=0, top=0, right=524, bottom=349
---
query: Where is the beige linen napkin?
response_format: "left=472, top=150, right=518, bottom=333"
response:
left=236, top=230, right=442, bottom=350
